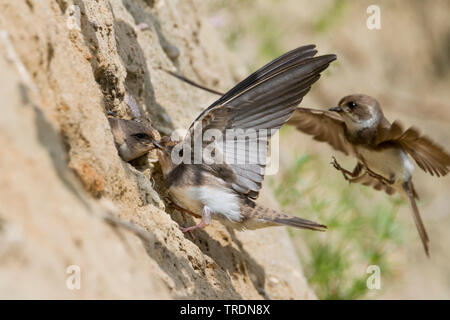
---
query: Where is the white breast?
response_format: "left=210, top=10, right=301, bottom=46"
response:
left=192, top=186, right=242, bottom=222
left=169, top=184, right=242, bottom=222
left=357, top=146, right=414, bottom=181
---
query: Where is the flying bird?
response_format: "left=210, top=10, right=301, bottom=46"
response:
left=110, top=45, right=336, bottom=233
left=287, top=94, right=450, bottom=256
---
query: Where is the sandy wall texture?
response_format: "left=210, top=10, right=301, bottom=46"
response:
left=0, top=0, right=315, bottom=299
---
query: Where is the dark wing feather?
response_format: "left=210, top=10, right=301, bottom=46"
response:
left=185, top=49, right=336, bottom=199
left=192, top=44, right=318, bottom=123
left=377, top=121, right=450, bottom=177
left=287, top=108, right=351, bottom=155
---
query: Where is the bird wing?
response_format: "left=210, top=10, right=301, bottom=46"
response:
left=287, top=108, right=352, bottom=155
left=183, top=45, right=336, bottom=199
left=351, top=171, right=397, bottom=195
left=376, top=121, right=450, bottom=177
left=193, top=44, right=318, bottom=120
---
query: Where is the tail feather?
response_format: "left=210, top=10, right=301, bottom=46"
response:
left=402, top=181, right=429, bottom=257
left=242, top=201, right=327, bottom=231
left=271, top=215, right=327, bottom=231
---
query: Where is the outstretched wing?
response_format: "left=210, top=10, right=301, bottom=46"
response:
left=287, top=108, right=352, bottom=155
left=193, top=44, right=318, bottom=121
left=184, top=46, right=336, bottom=199
left=377, top=121, right=450, bottom=177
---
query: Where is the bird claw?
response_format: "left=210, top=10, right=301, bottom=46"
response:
left=179, top=225, right=192, bottom=233
left=177, top=207, right=210, bottom=240
left=137, top=22, right=150, bottom=31
left=179, top=221, right=207, bottom=233
left=331, top=156, right=343, bottom=171
left=366, top=169, right=394, bottom=186
left=179, top=225, right=196, bottom=239
left=330, top=156, right=351, bottom=182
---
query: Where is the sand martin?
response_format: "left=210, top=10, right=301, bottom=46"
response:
left=287, top=94, right=450, bottom=256
left=110, top=45, right=336, bottom=233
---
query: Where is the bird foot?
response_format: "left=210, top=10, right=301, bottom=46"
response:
left=179, top=221, right=208, bottom=233
left=366, top=169, right=395, bottom=186
left=179, top=206, right=211, bottom=235
left=178, top=226, right=196, bottom=239
left=169, top=201, right=202, bottom=218
left=330, top=156, right=352, bottom=182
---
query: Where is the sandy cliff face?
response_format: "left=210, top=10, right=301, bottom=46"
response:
left=0, top=0, right=315, bottom=299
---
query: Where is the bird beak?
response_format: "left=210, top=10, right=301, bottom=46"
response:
left=153, top=140, right=163, bottom=149
left=328, top=106, right=342, bottom=113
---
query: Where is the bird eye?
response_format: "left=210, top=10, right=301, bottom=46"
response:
left=346, top=101, right=357, bottom=109
left=133, top=133, right=151, bottom=140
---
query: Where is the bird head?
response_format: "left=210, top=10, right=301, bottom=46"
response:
left=329, top=94, right=384, bottom=131
left=109, top=118, right=160, bottom=162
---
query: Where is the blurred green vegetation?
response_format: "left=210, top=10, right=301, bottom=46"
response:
left=269, top=134, right=404, bottom=299
left=252, top=14, right=283, bottom=62
left=215, top=0, right=349, bottom=69
left=221, top=5, right=283, bottom=69
left=312, top=0, right=349, bottom=34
